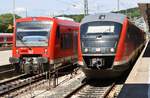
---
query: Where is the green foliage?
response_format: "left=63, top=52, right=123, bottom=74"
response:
left=58, top=14, right=84, bottom=22
left=60, top=7, right=141, bottom=23
left=0, top=7, right=140, bottom=34
left=66, top=14, right=84, bottom=22
left=114, top=7, right=141, bottom=18
left=0, top=13, right=21, bottom=33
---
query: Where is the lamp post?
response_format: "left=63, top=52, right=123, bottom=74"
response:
left=84, top=0, right=88, bottom=16
left=117, top=0, right=120, bottom=11
left=13, top=0, right=16, bottom=25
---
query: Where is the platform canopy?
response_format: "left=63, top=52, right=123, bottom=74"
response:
left=138, top=3, right=150, bottom=32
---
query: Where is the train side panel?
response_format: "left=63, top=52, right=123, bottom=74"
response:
left=113, top=19, right=145, bottom=71
left=53, top=24, right=79, bottom=67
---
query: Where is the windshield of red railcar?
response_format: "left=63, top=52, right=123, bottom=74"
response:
left=16, top=21, right=52, bottom=46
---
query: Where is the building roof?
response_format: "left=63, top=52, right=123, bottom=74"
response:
left=138, top=3, right=150, bottom=32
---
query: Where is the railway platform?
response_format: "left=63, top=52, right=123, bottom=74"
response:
left=0, top=50, right=11, bottom=66
left=118, top=40, right=150, bottom=98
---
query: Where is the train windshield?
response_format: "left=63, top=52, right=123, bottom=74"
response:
left=16, top=21, right=52, bottom=46
left=80, top=21, right=122, bottom=36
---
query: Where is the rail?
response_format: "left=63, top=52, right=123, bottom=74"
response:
left=0, top=63, right=78, bottom=97
left=64, top=80, right=116, bottom=98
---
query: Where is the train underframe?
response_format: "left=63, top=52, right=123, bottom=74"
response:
left=10, top=55, right=78, bottom=74
left=9, top=55, right=49, bottom=74
left=81, top=61, right=130, bottom=79
left=80, top=46, right=144, bottom=79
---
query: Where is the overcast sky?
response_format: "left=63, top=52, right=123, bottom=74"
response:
left=0, top=0, right=149, bottom=17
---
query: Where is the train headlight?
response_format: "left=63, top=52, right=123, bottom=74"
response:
left=110, top=48, right=115, bottom=53
left=16, top=50, right=19, bottom=54
left=81, top=42, right=84, bottom=47
left=84, top=48, right=88, bottom=52
left=44, top=49, right=48, bottom=54
left=78, top=61, right=84, bottom=66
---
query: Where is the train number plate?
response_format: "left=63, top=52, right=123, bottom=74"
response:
left=92, top=58, right=104, bottom=65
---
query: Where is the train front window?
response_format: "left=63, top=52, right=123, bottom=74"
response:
left=80, top=21, right=122, bottom=36
left=16, top=21, right=52, bottom=46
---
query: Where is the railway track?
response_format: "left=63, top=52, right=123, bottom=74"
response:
left=64, top=80, right=116, bottom=98
left=0, top=72, right=45, bottom=96
left=0, top=65, right=22, bottom=81
left=0, top=64, right=79, bottom=97
left=0, top=69, right=14, bottom=74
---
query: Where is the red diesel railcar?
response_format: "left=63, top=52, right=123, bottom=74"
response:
left=78, top=13, right=146, bottom=79
left=9, top=17, right=79, bottom=73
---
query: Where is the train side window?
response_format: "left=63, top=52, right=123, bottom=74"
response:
left=0, top=37, right=3, bottom=41
left=61, top=33, right=73, bottom=49
left=61, top=34, right=64, bottom=48
left=73, top=32, right=78, bottom=53
left=7, top=37, right=12, bottom=41
left=4, top=36, right=7, bottom=43
left=56, top=26, right=60, bottom=39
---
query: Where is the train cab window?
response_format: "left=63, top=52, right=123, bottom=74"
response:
left=0, top=37, right=3, bottom=41
left=16, top=21, right=52, bottom=46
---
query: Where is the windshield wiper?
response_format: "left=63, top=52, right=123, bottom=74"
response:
left=16, top=34, right=32, bottom=50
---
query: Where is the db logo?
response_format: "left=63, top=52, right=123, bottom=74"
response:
left=28, top=50, right=33, bottom=54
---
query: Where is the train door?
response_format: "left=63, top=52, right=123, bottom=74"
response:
left=73, top=31, right=78, bottom=55
left=60, top=26, right=73, bottom=57
left=54, top=25, right=62, bottom=60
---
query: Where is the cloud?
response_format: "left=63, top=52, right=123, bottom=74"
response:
left=15, top=7, right=26, bottom=13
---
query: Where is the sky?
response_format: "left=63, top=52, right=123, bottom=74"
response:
left=0, top=0, right=150, bottom=17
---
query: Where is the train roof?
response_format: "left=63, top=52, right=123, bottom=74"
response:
left=16, top=17, right=79, bottom=27
left=81, top=13, right=127, bottom=24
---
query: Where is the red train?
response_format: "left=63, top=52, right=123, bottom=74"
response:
left=9, top=17, right=79, bottom=73
left=0, top=33, right=13, bottom=47
left=78, top=13, right=146, bottom=79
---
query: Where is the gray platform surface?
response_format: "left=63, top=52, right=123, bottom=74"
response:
left=118, top=40, right=150, bottom=98
left=0, top=50, right=11, bottom=66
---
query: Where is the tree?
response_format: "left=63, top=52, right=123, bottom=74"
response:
left=0, top=13, right=21, bottom=33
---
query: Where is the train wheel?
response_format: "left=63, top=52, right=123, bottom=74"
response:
left=14, top=63, right=21, bottom=73
left=44, top=63, right=49, bottom=72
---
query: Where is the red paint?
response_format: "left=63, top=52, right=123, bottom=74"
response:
left=114, top=18, right=128, bottom=62
left=78, top=27, right=83, bottom=62
left=0, top=33, right=13, bottom=44
left=12, top=17, right=79, bottom=64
